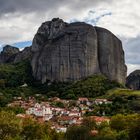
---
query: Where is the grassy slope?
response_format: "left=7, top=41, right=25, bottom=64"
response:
left=105, top=88, right=140, bottom=98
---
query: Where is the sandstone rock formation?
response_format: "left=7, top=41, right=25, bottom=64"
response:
left=126, top=70, right=140, bottom=90
left=31, top=18, right=127, bottom=84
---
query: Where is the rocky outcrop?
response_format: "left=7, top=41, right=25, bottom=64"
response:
left=14, top=47, right=32, bottom=63
left=126, top=70, right=140, bottom=90
left=0, top=45, right=19, bottom=63
left=0, top=45, right=32, bottom=64
left=31, top=18, right=127, bottom=84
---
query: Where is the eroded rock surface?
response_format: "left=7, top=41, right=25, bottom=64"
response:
left=0, top=45, right=32, bottom=64
left=95, top=27, right=127, bottom=84
left=0, top=45, right=19, bottom=63
left=14, top=47, right=32, bottom=63
left=31, top=18, right=127, bottom=84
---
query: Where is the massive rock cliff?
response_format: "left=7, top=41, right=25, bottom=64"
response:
left=31, top=18, right=127, bottom=84
left=95, top=27, right=127, bottom=84
left=126, top=70, right=140, bottom=90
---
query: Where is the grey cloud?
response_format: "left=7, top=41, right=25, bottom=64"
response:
left=123, top=36, right=140, bottom=65
left=0, top=0, right=111, bottom=17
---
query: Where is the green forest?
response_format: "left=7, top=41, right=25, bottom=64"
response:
left=1, top=61, right=140, bottom=140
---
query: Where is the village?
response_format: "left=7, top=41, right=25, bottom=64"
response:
left=8, top=96, right=112, bottom=133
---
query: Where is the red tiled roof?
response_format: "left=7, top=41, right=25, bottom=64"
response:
left=95, top=99, right=107, bottom=101
left=90, top=116, right=110, bottom=122
left=78, top=98, right=88, bottom=101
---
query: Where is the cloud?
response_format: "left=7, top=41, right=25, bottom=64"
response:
left=127, top=64, right=140, bottom=75
left=123, top=36, right=140, bottom=64
left=70, top=9, right=112, bottom=25
left=0, top=0, right=112, bottom=44
left=0, top=0, right=110, bottom=17
left=96, top=0, right=140, bottom=38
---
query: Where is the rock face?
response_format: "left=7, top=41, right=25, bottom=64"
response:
left=126, top=70, right=140, bottom=90
left=95, top=27, right=127, bottom=84
left=30, top=18, right=127, bottom=84
left=14, top=47, right=32, bottom=63
left=0, top=45, right=19, bottom=63
left=0, top=45, right=32, bottom=64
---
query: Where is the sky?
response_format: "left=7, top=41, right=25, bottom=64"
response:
left=0, top=0, right=140, bottom=75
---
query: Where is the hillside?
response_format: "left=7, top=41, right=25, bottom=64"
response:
left=105, top=88, right=140, bottom=113
left=1, top=60, right=140, bottom=115
left=0, top=60, right=122, bottom=106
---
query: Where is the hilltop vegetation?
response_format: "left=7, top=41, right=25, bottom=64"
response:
left=0, top=60, right=33, bottom=88
left=106, top=88, right=140, bottom=113
left=0, top=61, right=140, bottom=115
left=0, top=61, right=123, bottom=107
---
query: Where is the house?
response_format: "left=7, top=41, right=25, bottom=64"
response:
left=78, top=98, right=88, bottom=104
left=90, top=130, right=98, bottom=136
left=26, top=103, right=52, bottom=117
left=56, top=126, right=67, bottom=133
left=52, top=107, right=65, bottom=115
left=44, top=114, right=53, bottom=121
left=69, top=111, right=81, bottom=117
left=16, top=114, right=32, bottom=119
left=58, top=116, right=81, bottom=126
left=51, top=125, right=67, bottom=133
left=58, top=116, right=75, bottom=125
left=94, top=99, right=112, bottom=105
left=90, top=116, right=110, bottom=125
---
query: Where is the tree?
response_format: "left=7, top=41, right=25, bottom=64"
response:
left=82, top=117, right=97, bottom=130
left=110, top=114, right=127, bottom=131
left=0, top=79, right=6, bottom=88
left=65, top=125, right=90, bottom=140
left=0, top=111, right=21, bottom=140
left=95, top=127, right=117, bottom=140
left=21, top=118, right=51, bottom=140
left=55, top=102, right=65, bottom=108
left=116, top=130, right=129, bottom=140
left=129, top=116, right=140, bottom=140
